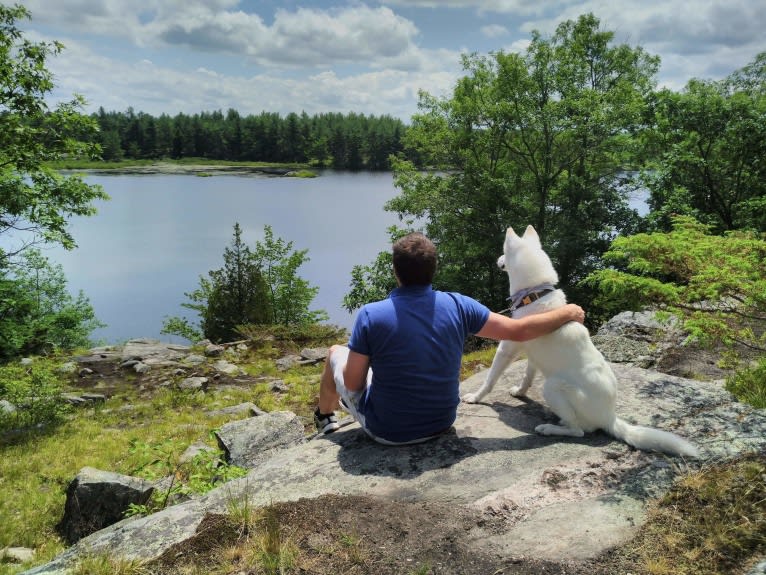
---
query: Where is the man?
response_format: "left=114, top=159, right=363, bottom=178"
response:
left=315, top=232, right=585, bottom=444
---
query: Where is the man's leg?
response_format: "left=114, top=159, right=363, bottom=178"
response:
left=315, top=344, right=354, bottom=434
left=315, top=345, right=370, bottom=435
left=318, top=345, right=343, bottom=414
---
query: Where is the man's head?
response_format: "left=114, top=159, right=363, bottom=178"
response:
left=392, top=232, right=437, bottom=286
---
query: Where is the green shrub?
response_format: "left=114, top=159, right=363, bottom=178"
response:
left=726, top=357, right=766, bottom=409
left=0, top=364, right=69, bottom=433
left=125, top=440, right=248, bottom=516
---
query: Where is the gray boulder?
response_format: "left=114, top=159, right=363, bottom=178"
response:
left=177, top=376, right=208, bottom=391
left=57, top=467, right=154, bottom=544
left=212, top=359, right=242, bottom=376
left=596, top=310, right=681, bottom=341
left=214, top=411, right=306, bottom=468
left=120, top=339, right=190, bottom=367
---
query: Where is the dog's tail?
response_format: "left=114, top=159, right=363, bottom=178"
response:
left=608, top=417, right=699, bottom=458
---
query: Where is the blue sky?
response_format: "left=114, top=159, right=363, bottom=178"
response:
left=18, top=0, right=766, bottom=121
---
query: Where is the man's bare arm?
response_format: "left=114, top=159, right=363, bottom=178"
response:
left=342, top=349, right=370, bottom=392
left=475, top=304, right=585, bottom=342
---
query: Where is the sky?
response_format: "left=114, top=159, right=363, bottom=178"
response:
left=16, top=0, right=766, bottom=122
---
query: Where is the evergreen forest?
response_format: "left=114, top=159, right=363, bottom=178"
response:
left=92, top=107, right=409, bottom=170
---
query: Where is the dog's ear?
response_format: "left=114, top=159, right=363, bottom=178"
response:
left=506, top=226, right=519, bottom=239
left=522, top=225, right=541, bottom=246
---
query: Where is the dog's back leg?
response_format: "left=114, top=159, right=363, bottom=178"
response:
left=535, top=379, right=585, bottom=438
left=463, top=340, right=522, bottom=403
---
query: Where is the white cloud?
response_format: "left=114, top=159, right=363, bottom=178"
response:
left=20, top=0, right=766, bottom=122
left=247, top=5, right=421, bottom=68
left=43, top=32, right=460, bottom=120
left=22, top=1, right=428, bottom=72
left=381, top=0, right=571, bottom=16
left=481, top=24, right=509, bottom=38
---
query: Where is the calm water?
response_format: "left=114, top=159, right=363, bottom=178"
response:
left=44, top=171, right=403, bottom=344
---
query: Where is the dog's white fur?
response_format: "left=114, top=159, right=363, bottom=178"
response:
left=463, top=225, right=699, bottom=458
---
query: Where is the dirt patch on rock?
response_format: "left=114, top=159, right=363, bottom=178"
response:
left=148, top=494, right=629, bottom=575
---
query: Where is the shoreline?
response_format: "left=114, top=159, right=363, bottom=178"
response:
left=61, top=162, right=309, bottom=177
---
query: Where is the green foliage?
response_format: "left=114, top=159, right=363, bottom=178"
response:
left=0, top=5, right=106, bottom=363
left=642, top=55, right=766, bottom=233
left=342, top=225, right=402, bottom=312
left=203, top=223, right=272, bottom=341
left=70, top=554, right=146, bottom=575
left=254, top=506, right=298, bottom=575
left=726, top=357, right=766, bottom=409
left=622, top=455, right=766, bottom=575
left=379, top=14, right=652, bottom=312
left=0, top=250, right=104, bottom=359
left=163, top=223, right=271, bottom=343
left=251, top=225, right=327, bottom=326
left=237, top=323, right=346, bottom=350
left=585, top=216, right=766, bottom=359
left=0, top=363, right=69, bottom=433
left=89, top=106, right=407, bottom=170
left=0, top=4, right=107, bottom=258
left=163, top=224, right=326, bottom=343
left=159, top=316, right=202, bottom=343
left=126, top=439, right=247, bottom=516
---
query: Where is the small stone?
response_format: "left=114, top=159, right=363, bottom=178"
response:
left=178, top=377, right=208, bottom=391
left=1, top=546, right=35, bottom=563
left=134, top=362, right=151, bottom=374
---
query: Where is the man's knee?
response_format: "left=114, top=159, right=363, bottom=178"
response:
left=328, top=344, right=345, bottom=358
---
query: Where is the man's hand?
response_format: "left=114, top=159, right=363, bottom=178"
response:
left=566, top=304, right=585, bottom=325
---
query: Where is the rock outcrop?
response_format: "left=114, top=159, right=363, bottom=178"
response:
left=56, top=467, right=154, bottom=545
left=23, top=360, right=766, bottom=574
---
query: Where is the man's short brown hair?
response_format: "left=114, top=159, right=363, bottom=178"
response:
left=392, top=232, right=437, bottom=286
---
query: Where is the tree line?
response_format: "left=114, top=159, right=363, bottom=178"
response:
left=94, top=107, right=408, bottom=170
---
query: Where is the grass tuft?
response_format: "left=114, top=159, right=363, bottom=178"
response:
left=616, top=453, right=766, bottom=575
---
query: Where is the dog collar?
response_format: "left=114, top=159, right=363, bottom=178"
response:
left=507, top=284, right=557, bottom=311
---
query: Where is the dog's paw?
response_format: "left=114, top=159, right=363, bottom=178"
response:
left=535, top=423, right=557, bottom=435
left=462, top=392, right=480, bottom=404
left=509, top=385, right=527, bottom=397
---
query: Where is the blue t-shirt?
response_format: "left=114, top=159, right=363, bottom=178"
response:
left=348, top=284, right=490, bottom=443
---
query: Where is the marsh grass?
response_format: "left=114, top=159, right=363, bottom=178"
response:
left=612, top=454, right=766, bottom=574
left=70, top=554, right=147, bottom=575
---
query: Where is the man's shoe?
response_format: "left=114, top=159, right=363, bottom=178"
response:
left=314, top=409, right=340, bottom=434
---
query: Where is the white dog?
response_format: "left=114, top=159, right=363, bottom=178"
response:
left=463, top=225, right=699, bottom=458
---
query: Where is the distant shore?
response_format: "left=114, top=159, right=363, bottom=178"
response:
left=55, top=160, right=317, bottom=178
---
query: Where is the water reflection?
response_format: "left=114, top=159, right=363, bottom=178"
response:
left=45, top=171, right=403, bottom=344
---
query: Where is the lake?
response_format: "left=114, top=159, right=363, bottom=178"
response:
left=45, top=171, right=404, bottom=344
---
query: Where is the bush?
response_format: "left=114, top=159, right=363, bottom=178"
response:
left=237, top=323, right=347, bottom=352
left=726, top=357, right=766, bottom=409
left=585, top=216, right=765, bottom=355
left=0, top=363, right=69, bottom=433
left=0, top=250, right=103, bottom=360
